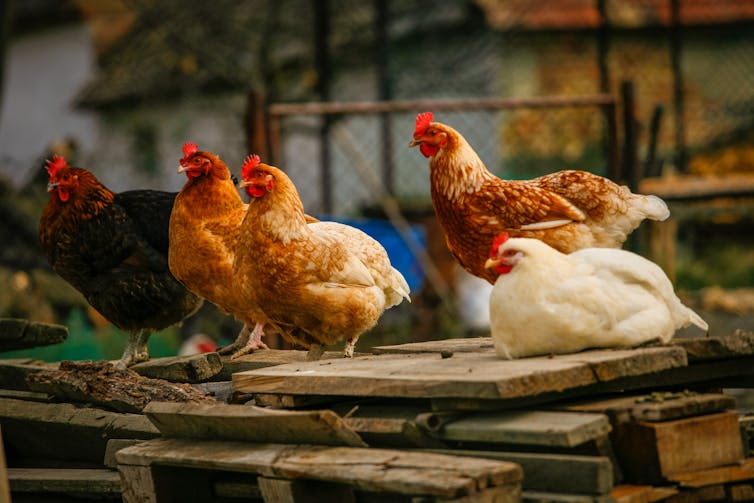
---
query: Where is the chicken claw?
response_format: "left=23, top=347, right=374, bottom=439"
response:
left=115, top=329, right=151, bottom=369
left=229, top=323, right=268, bottom=360
left=307, top=344, right=325, bottom=361
left=217, top=324, right=251, bottom=355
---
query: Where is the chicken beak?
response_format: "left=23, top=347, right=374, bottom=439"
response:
left=484, top=257, right=502, bottom=270
left=177, top=164, right=188, bottom=174
left=408, top=138, right=421, bottom=148
left=46, top=182, right=59, bottom=192
left=237, top=180, right=250, bottom=188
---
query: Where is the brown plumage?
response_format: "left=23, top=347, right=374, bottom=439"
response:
left=168, top=143, right=262, bottom=356
left=232, top=156, right=410, bottom=359
left=39, top=155, right=202, bottom=368
left=409, top=112, right=670, bottom=284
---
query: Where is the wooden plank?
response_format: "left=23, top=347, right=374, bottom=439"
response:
left=422, top=449, right=613, bottom=495
left=213, top=349, right=365, bottom=381
left=119, top=464, right=157, bottom=503
left=611, top=485, right=679, bottom=503
left=0, top=359, right=57, bottom=391
left=372, top=337, right=495, bottom=355
left=420, top=410, right=611, bottom=448
left=253, top=393, right=346, bottom=409
left=130, top=353, right=222, bottom=383
left=612, top=411, right=744, bottom=485
left=564, top=392, right=736, bottom=423
left=26, top=360, right=217, bottom=413
left=191, top=381, right=232, bottom=403
left=0, top=318, right=67, bottom=352
left=232, top=347, right=686, bottom=402
left=258, top=477, right=355, bottom=503
left=0, top=398, right=158, bottom=464
left=341, top=405, right=445, bottom=448
left=143, top=401, right=367, bottom=447
left=7, top=468, right=121, bottom=494
left=668, top=458, right=754, bottom=488
left=104, top=439, right=145, bottom=469
left=670, top=332, right=754, bottom=362
left=116, top=437, right=522, bottom=498
left=0, top=389, right=51, bottom=403
left=522, top=491, right=613, bottom=502
left=728, top=483, right=754, bottom=502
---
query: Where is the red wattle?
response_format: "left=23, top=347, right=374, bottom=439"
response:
left=495, top=264, right=513, bottom=275
left=58, top=188, right=70, bottom=202
left=246, top=185, right=267, bottom=198
left=420, top=143, right=439, bottom=158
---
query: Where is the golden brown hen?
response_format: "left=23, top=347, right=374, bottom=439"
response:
left=409, top=112, right=669, bottom=284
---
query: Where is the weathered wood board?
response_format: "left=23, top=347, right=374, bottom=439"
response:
left=130, top=353, right=222, bottom=383
left=143, top=401, right=367, bottom=447
left=26, top=360, right=216, bottom=413
left=668, top=458, right=754, bottom=488
left=423, top=449, right=614, bottom=496
left=232, top=347, right=686, bottom=402
left=612, top=411, right=744, bottom=484
left=0, top=427, right=9, bottom=503
left=610, top=485, right=679, bottom=503
left=117, top=437, right=522, bottom=499
left=564, top=392, right=736, bottom=424
left=0, top=397, right=158, bottom=465
left=521, top=491, right=613, bottom=502
left=670, top=331, right=754, bottom=362
left=213, top=350, right=367, bottom=381
left=7, top=468, right=121, bottom=494
left=420, top=410, right=611, bottom=448
left=0, top=359, right=57, bottom=391
left=373, top=337, right=494, bottom=355
left=0, top=318, right=67, bottom=352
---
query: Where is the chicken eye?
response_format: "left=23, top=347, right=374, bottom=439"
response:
left=63, top=174, right=70, bottom=180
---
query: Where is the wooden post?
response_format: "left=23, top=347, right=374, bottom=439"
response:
left=375, top=0, right=394, bottom=196
left=621, top=80, right=638, bottom=190
left=118, top=465, right=157, bottom=503
left=644, top=104, right=665, bottom=178
left=313, top=0, right=333, bottom=213
left=244, top=90, right=270, bottom=161
left=258, top=477, right=355, bottom=503
left=670, top=0, right=687, bottom=173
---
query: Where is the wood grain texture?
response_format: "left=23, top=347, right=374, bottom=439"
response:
left=214, top=349, right=364, bottom=381
left=116, top=437, right=522, bottom=498
left=232, top=347, right=686, bottom=402
left=0, top=318, right=67, bottom=352
left=564, top=393, right=736, bottom=423
left=143, top=401, right=367, bottom=447
left=372, top=337, right=495, bottom=355
left=7, top=468, right=121, bottom=494
left=130, top=353, right=222, bottom=383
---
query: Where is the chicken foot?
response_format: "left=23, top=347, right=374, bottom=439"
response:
left=217, top=324, right=251, bottom=356
left=229, top=323, right=268, bottom=360
left=115, top=329, right=151, bottom=369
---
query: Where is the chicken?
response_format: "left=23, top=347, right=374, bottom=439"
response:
left=39, top=155, right=203, bottom=368
left=232, top=154, right=410, bottom=359
left=484, top=233, right=708, bottom=359
left=409, top=112, right=670, bottom=284
left=168, top=143, right=265, bottom=355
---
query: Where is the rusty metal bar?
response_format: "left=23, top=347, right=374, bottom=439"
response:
left=268, top=94, right=616, bottom=117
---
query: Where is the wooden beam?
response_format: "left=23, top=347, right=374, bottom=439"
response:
left=372, top=337, right=495, bottom=355
left=612, top=411, right=744, bottom=485
left=258, top=477, right=355, bottom=503
left=143, top=401, right=367, bottom=447
left=668, top=458, right=754, bottom=489
left=0, top=397, right=158, bottom=465
left=0, top=359, right=57, bottom=391
left=420, top=411, right=611, bottom=448
left=7, top=468, right=121, bottom=494
left=232, top=347, right=686, bottom=402
left=26, top=360, right=217, bottom=413
left=116, top=438, right=522, bottom=499
left=564, top=392, right=736, bottom=423
left=214, top=349, right=358, bottom=381
left=0, top=318, right=67, bottom=352
left=422, top=449, right=613, bottom=496
left=130, top=352, right=222, bottom=383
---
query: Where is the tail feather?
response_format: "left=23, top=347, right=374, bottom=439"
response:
left=385, top=266, right=411, bottom=308
left=643, top=194, right=670, bottom=221
left=687, top=308, right=709, bottom=332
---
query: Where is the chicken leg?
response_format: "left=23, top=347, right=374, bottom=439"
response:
left=217, top=324, right=251, bottom=355
left=116, top=329, right=151, bottom=369
left=229, top=323, right=268, bottom=360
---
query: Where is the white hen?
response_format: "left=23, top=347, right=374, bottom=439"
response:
left=485, top=234, right=708, bottom=359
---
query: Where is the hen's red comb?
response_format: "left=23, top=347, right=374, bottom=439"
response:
left=241, top=154, right=261, bottom=180
left=414, top=112, right=434, bottom=137
left=182, top=142, right=199, bottom=158
left=45, top=155, right=67, bottom=178
left=490, top=233, right=510, bottom=256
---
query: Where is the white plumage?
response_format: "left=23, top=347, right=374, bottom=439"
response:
left=485, top=235, right=708, bottom=359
